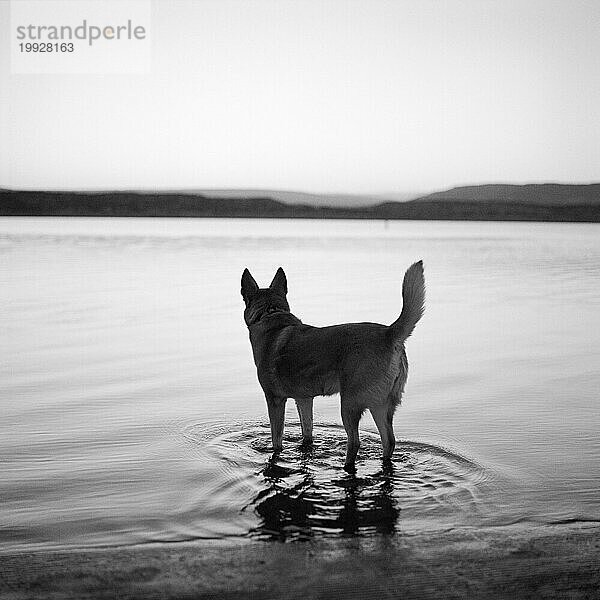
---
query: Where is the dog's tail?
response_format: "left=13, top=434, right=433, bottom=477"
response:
left=389, top=260, right=425, bottom=344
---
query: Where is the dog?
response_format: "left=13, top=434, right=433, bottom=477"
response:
left=241, top=262, right=425, bottom=470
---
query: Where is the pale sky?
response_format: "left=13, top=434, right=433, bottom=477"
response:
left=1, top=0, right=599, bottom=195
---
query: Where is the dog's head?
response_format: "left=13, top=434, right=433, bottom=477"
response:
left=241, top=267, right=290, bottom=326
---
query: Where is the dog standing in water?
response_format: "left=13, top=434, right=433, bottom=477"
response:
left=241, top=263, right=425, bottom=470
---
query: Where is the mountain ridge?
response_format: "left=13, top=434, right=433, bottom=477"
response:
left=415, top=183, right=600, bottom=206
left=1, top=183, right=599, bottom=222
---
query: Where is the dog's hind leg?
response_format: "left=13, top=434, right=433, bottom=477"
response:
left=266, top=396, right=287, bottom=452
left=370, top=403, right=396, bottom=462
left=341, top=399, right=363, bottom=471
left=294, top=397, right=313, bottom=445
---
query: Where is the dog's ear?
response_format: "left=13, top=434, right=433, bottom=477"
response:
left=241, top=269, right=259, bottom=304
left=269, top=267, right=287, bottom=295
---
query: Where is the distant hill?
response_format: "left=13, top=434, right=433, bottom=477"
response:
left=414, top=183, right=600, bottom=206
left=1, top=184, right=599, bottom=222
left=133, top=189, right=422, bottom=207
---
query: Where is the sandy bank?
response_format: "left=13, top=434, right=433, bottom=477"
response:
left=1, top=522, right=599, bottom=599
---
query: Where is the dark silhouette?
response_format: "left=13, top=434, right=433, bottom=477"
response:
left=2, top=184, right=599, bottom=221
left=247, top=452, right=400, bottom=540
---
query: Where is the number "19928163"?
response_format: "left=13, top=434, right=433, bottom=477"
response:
left=19, top=42, right=74, bottom=52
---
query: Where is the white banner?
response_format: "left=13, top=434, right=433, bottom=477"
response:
left=10, top=0, right=151, bottom=74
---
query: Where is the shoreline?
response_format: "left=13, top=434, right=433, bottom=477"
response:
left=2, top=522, right=599, bottom=599
left=2, top=188, right=600, bottom=222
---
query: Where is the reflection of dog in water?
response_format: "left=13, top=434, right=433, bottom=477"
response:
left=249, top=456, right=399, bottom=539
left=241, top=263, right=425, bottom=470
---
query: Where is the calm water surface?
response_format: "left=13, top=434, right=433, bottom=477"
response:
left=1, top=217, right=599, bottom=551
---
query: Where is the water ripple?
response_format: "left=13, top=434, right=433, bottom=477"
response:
left=179, top=422, right=498, bottom=540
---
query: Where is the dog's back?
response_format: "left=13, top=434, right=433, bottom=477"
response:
left=267, top=322, right=395, bottom=400
left=262, top=261, right=424, bottom=403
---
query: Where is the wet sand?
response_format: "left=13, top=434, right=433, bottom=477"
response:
left=1, top=522, right=598, bottom=599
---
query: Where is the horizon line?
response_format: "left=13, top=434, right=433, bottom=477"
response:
left=2, top=180, right=600, bottom=196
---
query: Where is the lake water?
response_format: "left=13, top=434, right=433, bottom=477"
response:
left=1, top=217, right=599, bottom=552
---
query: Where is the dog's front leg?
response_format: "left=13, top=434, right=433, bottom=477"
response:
left=294, top=397, right=314, bottom=445
left=266, top=396, right=287, bottom=451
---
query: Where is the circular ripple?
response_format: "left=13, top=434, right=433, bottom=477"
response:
left=188, top=423, right=497, bottom=540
